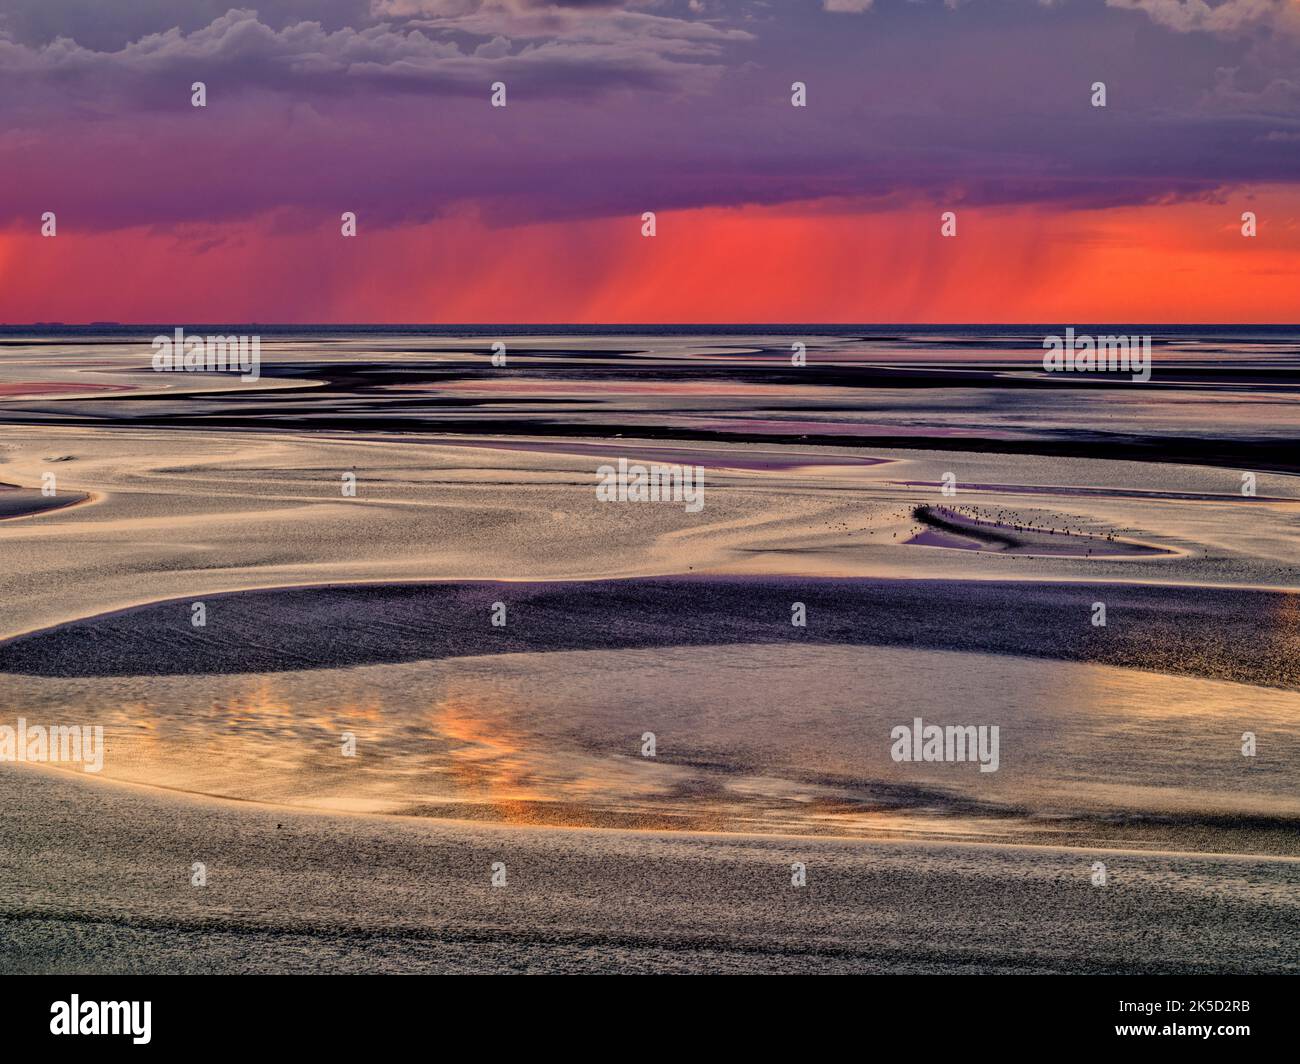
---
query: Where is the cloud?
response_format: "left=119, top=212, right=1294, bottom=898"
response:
left=372, top=1, right=661, bottom=13
left=0, top=0, right=1297, bottom=237
left=822, top=0, right=875, bottom=12
left=1106, top=0, right=1300, bottom=37
left=0, top=5, right=754, bottom=111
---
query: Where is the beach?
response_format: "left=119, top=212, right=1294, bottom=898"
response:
left=1, top=328, right=1298, bottom=973
left=4, top=763, right=1297, bottom=975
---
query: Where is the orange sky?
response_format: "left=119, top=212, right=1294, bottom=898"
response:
left=3, top=188, right=1297, bottom=323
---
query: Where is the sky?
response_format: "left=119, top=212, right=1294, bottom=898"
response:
left=0, top=0, right=1297, bottom=323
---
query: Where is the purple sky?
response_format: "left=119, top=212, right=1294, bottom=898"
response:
left=1, top=0, right=1297, bottom=230
left=1, top=1, right=1297, bottom=323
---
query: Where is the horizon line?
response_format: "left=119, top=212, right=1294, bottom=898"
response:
left=3, top=322, right=1299, bottom=331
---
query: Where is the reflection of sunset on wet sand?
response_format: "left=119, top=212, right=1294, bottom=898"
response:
left=7, top=645, right=1296, bottom=855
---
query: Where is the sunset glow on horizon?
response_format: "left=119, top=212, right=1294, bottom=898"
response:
left=0, top=1, right=1296, bottom=323
left=4, top=189, right=1298, bottom=323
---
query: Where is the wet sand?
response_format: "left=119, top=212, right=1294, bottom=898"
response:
left=3, top=575, right=1298, bottom=689
left=2, top=763, right=1296, bottom=975
left=2, top=579, right=1298, bottom=858
left=0, top=482, right=90, bottom=520
left=6, top=328, right=1300, bottom=472
left=2, top=330, right=1299, bottom=973
left=907, top=504, right=1176, bottom=557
